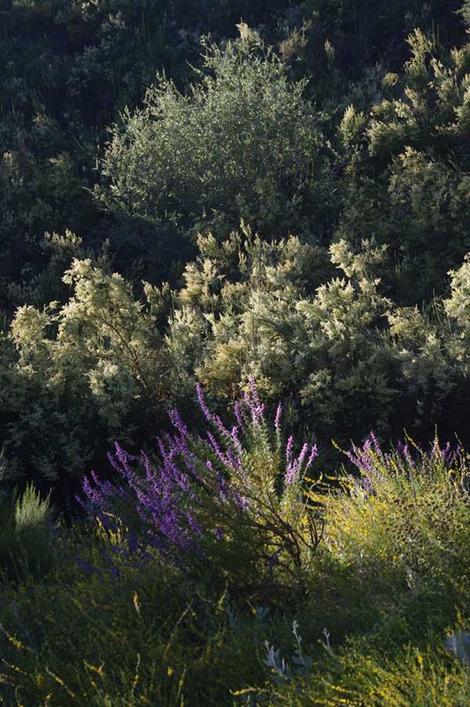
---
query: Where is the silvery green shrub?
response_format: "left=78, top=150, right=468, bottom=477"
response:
left=97, top=31, right=333, bottom=240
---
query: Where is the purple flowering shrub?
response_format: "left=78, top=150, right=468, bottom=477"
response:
left=82, top=380, right=322, bottom=590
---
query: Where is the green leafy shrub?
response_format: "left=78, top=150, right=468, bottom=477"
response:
left=0, top=417, right=468, bottom=704
left=98, top=30, right=333, bottom=240
left=0, top=543, right=277, bottom=705
left=321, top=438, right=470, bottom=611
left=235, top=435, right=470, bottom=704
left=265, top=640, right=470, bottom=705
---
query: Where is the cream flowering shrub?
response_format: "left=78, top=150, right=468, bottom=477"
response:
left=3, top=258, right=170, bottom=484
left=4, top=232, right=470, bottom=487
left=337, top=30, right=470, bottom=303
left=167, top=228, right=470, bottom=444
left=167, top=230, right=395, bottom=441
left=444, top=254, right=470, bottom=374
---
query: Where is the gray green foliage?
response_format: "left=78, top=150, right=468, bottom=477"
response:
left=0, top=0, right=293, bottom=307
left=98, top=31, right=334, bottom=240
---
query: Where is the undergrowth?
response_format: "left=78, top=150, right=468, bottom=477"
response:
left=0, top=387, right=468, bottom=705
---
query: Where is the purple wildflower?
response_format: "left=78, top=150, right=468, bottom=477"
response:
left=80, top=379, right=321, bottom=576
left=305, top=444, right=318, bottom=471
left=285, top=465, right=297, bottom=485
left=233, top=400, right=248, bottom=431
left=196, top=383, right=212, bottom=422
left=274, top=403, right=282, bottom=437
left=286, top=435, right=294, bottom=464
left=230, top=426, right=243, bottom=455
left=169, top=408, right=189, bottom=438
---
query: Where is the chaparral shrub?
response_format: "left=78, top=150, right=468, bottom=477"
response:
left=82, top=380, right=322, bottom=597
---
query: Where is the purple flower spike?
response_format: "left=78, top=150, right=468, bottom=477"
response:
left=233, top=400, right=246, bottom=430
left=169, top=408, right=188, bottom=438
left=285, top=464, right=298, bottom=485
left=297, top=442, right=309, bottom=469
left=274, top=403, right=282, bottom=436
left=305, top=444, right=318, bottom=470
left=286, top=435, right=294, bottom=464
left=196, top=383, right=212, bottom=422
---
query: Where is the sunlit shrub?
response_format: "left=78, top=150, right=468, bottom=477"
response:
left=0, top=485, right=52, bottom=582
left=337, top=30, right=470, bottom=303
left=97, top=31, right=332, bottom=240
left=261, top=639, right=470, bottom=705
left=2, top=256, right=171, bottom=487
left=82, top=380, right=322, bottom=595
left=321, top=435, right=470, bottom=606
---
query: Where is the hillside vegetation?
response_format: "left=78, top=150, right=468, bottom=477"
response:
left=0, top=1, right=469, bottom=704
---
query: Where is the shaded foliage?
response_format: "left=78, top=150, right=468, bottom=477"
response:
left=0, top=404, right=468, bottom=704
